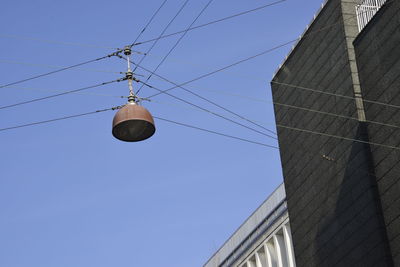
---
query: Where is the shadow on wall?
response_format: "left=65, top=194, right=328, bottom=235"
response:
left=315, top=123, right=393, bottom=267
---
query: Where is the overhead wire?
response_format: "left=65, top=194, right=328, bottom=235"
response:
left=132, top=53, right=400, bottom=131
left=0, top=106, right=121, bottom=132
left=0, top=1, right=286, bottom=50
left=3, top=85, right=125, bottom=98
left=141, top=3, right=367, bottom=95
left=0, top=0, right=221, bottom=113
left=126, top=7, right=391, bottom=137
left=135, top=77, right=277, bottom=140
left=212, top=87, right=400, bottom=130
left=0, top=103, right=398, bottom=151
left=132, top=3, right=381, bottom=96
left=0, top=59, right=122, bottom=74
left=148, top=79, right=400, bottom=145
left=269, top=102, right=395, bottom=134
left=4, top=7, right=384, bottom=127
left=0, top=34, right=119, bottom=50
left=146, top=81, right=400, bottom=152
left=131, top=0, right=288, bottom=46
left=0, top=0, right=166, bottom=96
left=276, top=124, right=400, bottom=151
left=140, top=40, right=296, bottom=99
left=131, top=5, right=388, bottom=97
left=0, top=105, right=276, bottom=148
left=147, top=98, right=275, bottom=134
left=0, top=52, right=119, bottom=89
left=153, top=116, right=278, bottom=148
left=3, top=3, right=398, bottom=151
left=130, top=50, right=267, bottom=84
left=117, top=8, right=379, bottom=137
left=271, top=81, right=400, bottom=111
left=136, top=0, right=215, bottom=95
left=0, top=0, right=288, bottom=91
left=122, top=57, right=278, bottom=136
left=151, top=87, right=400, bottom=133
left=0, top=0, right=362, bottom=92
left=5, top=78, right=394, bottom=140
left=132, top=0, right=190, bottom=73
left=168, top=80, right=400, bottom=131
left=144, top=76, right=400, bottom=148
left=129, top=0, right=169, bottom=47
left=131, top=55, right=399, bottom=123
left=0, top=78, right=123, bottom=110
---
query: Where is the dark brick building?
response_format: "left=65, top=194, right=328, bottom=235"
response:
left=271, top=0, right=400, bottom=266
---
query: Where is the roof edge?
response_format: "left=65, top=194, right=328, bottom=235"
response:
left=272, top=0, right=329, bottom=80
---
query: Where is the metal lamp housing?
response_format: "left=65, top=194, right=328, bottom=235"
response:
left=112, top=102, right=156, bottom=142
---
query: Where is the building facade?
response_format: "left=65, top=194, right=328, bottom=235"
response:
left=270, top=0, right=399, bottom=266
left=205, top=0, right=399, bottom=266
left=204, top=184, right=296, bottom=267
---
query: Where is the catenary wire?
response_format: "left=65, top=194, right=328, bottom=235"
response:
left=0, top=106, right=121, bottom=132
left=0, top=1, right=169, bottom=50
left=137, top=4, right=381, bottom=99
left=140, top=40, right=296, bottom=98
left=131, top=0, right=288, bottom=46
left=122, top=57, right=278, bottom=136
left=18, top=74, right=400, bottom=135
left=0, top=1, right=372, bottom=92
left=0, top=0, right=286, bottom=55
left=0, top=52, right=118, bottom=89
left=0, top=59, right=122, bottom=74
left=0, top=104, right=398, bottom=152
left=276, top=124, right=400, bottom=151
left=136, top=0, right=214, bottom=95
left=142, top=61, right=400, bottom=127
left=0, top=34, right=119, bottom=50
left=2, top=6, right=375, bottom=137
left=196, top=85, right=400, bottom=130
left=131, top=5, right=387, bottom=98
left=0, top=105, right=276, bottom=148
left=131, top=0, right=393, bottom=46
left=7, top=77, right=396, bottom=138
left=3, top=85, right=125, bottom=98
left=153, top=116, right=278, bottom=148
left=1, top=5, right=392, bottom=143
left=3, top=61, right=276, bottom=139
left=129, top=0, right=169, bottom=47
left=271, top=81, right=400, bottom=111
left=10, top=66, right=400, bottom=134
left=0, top=1, right=168, bottom=93
left=132, top=0, right=190, bottom=73
left=151, top=89, right=400, bottom=133
left=153, top=116, right=279, bottom=149
left=124, top=8, right=391, bottom=134
left=135, top=78, right=277, bottom=140
left=0, top=0, right=359, bottom=92
left=0, top=78, right=123, bottom=110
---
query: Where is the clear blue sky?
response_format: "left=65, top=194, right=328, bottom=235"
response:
left=1, top=1, right=323, bottom=266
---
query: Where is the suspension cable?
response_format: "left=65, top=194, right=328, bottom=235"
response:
left=120, top=56, right=278, bottom=136
left=0, top=52, right=119, bottom=89
left=136, top=0, right=215, bottom=95
left=0, top=78, right=124, bottom=110
left=132, top=0, right=189, bottom=74
left=131, top=0, right=287, bottom=46
left=129, top=0, right=169, bottom=47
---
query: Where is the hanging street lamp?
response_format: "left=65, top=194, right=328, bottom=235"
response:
left=112, top=46, right=156, bottom=142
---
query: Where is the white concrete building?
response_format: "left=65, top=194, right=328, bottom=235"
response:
left=204, top=184, right=295, bottom=267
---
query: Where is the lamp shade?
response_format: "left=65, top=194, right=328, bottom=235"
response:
left=112, top=102, right=156, bottom=142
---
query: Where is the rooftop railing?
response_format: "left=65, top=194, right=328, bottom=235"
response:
left=356, top=0, right=387, bottom=32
